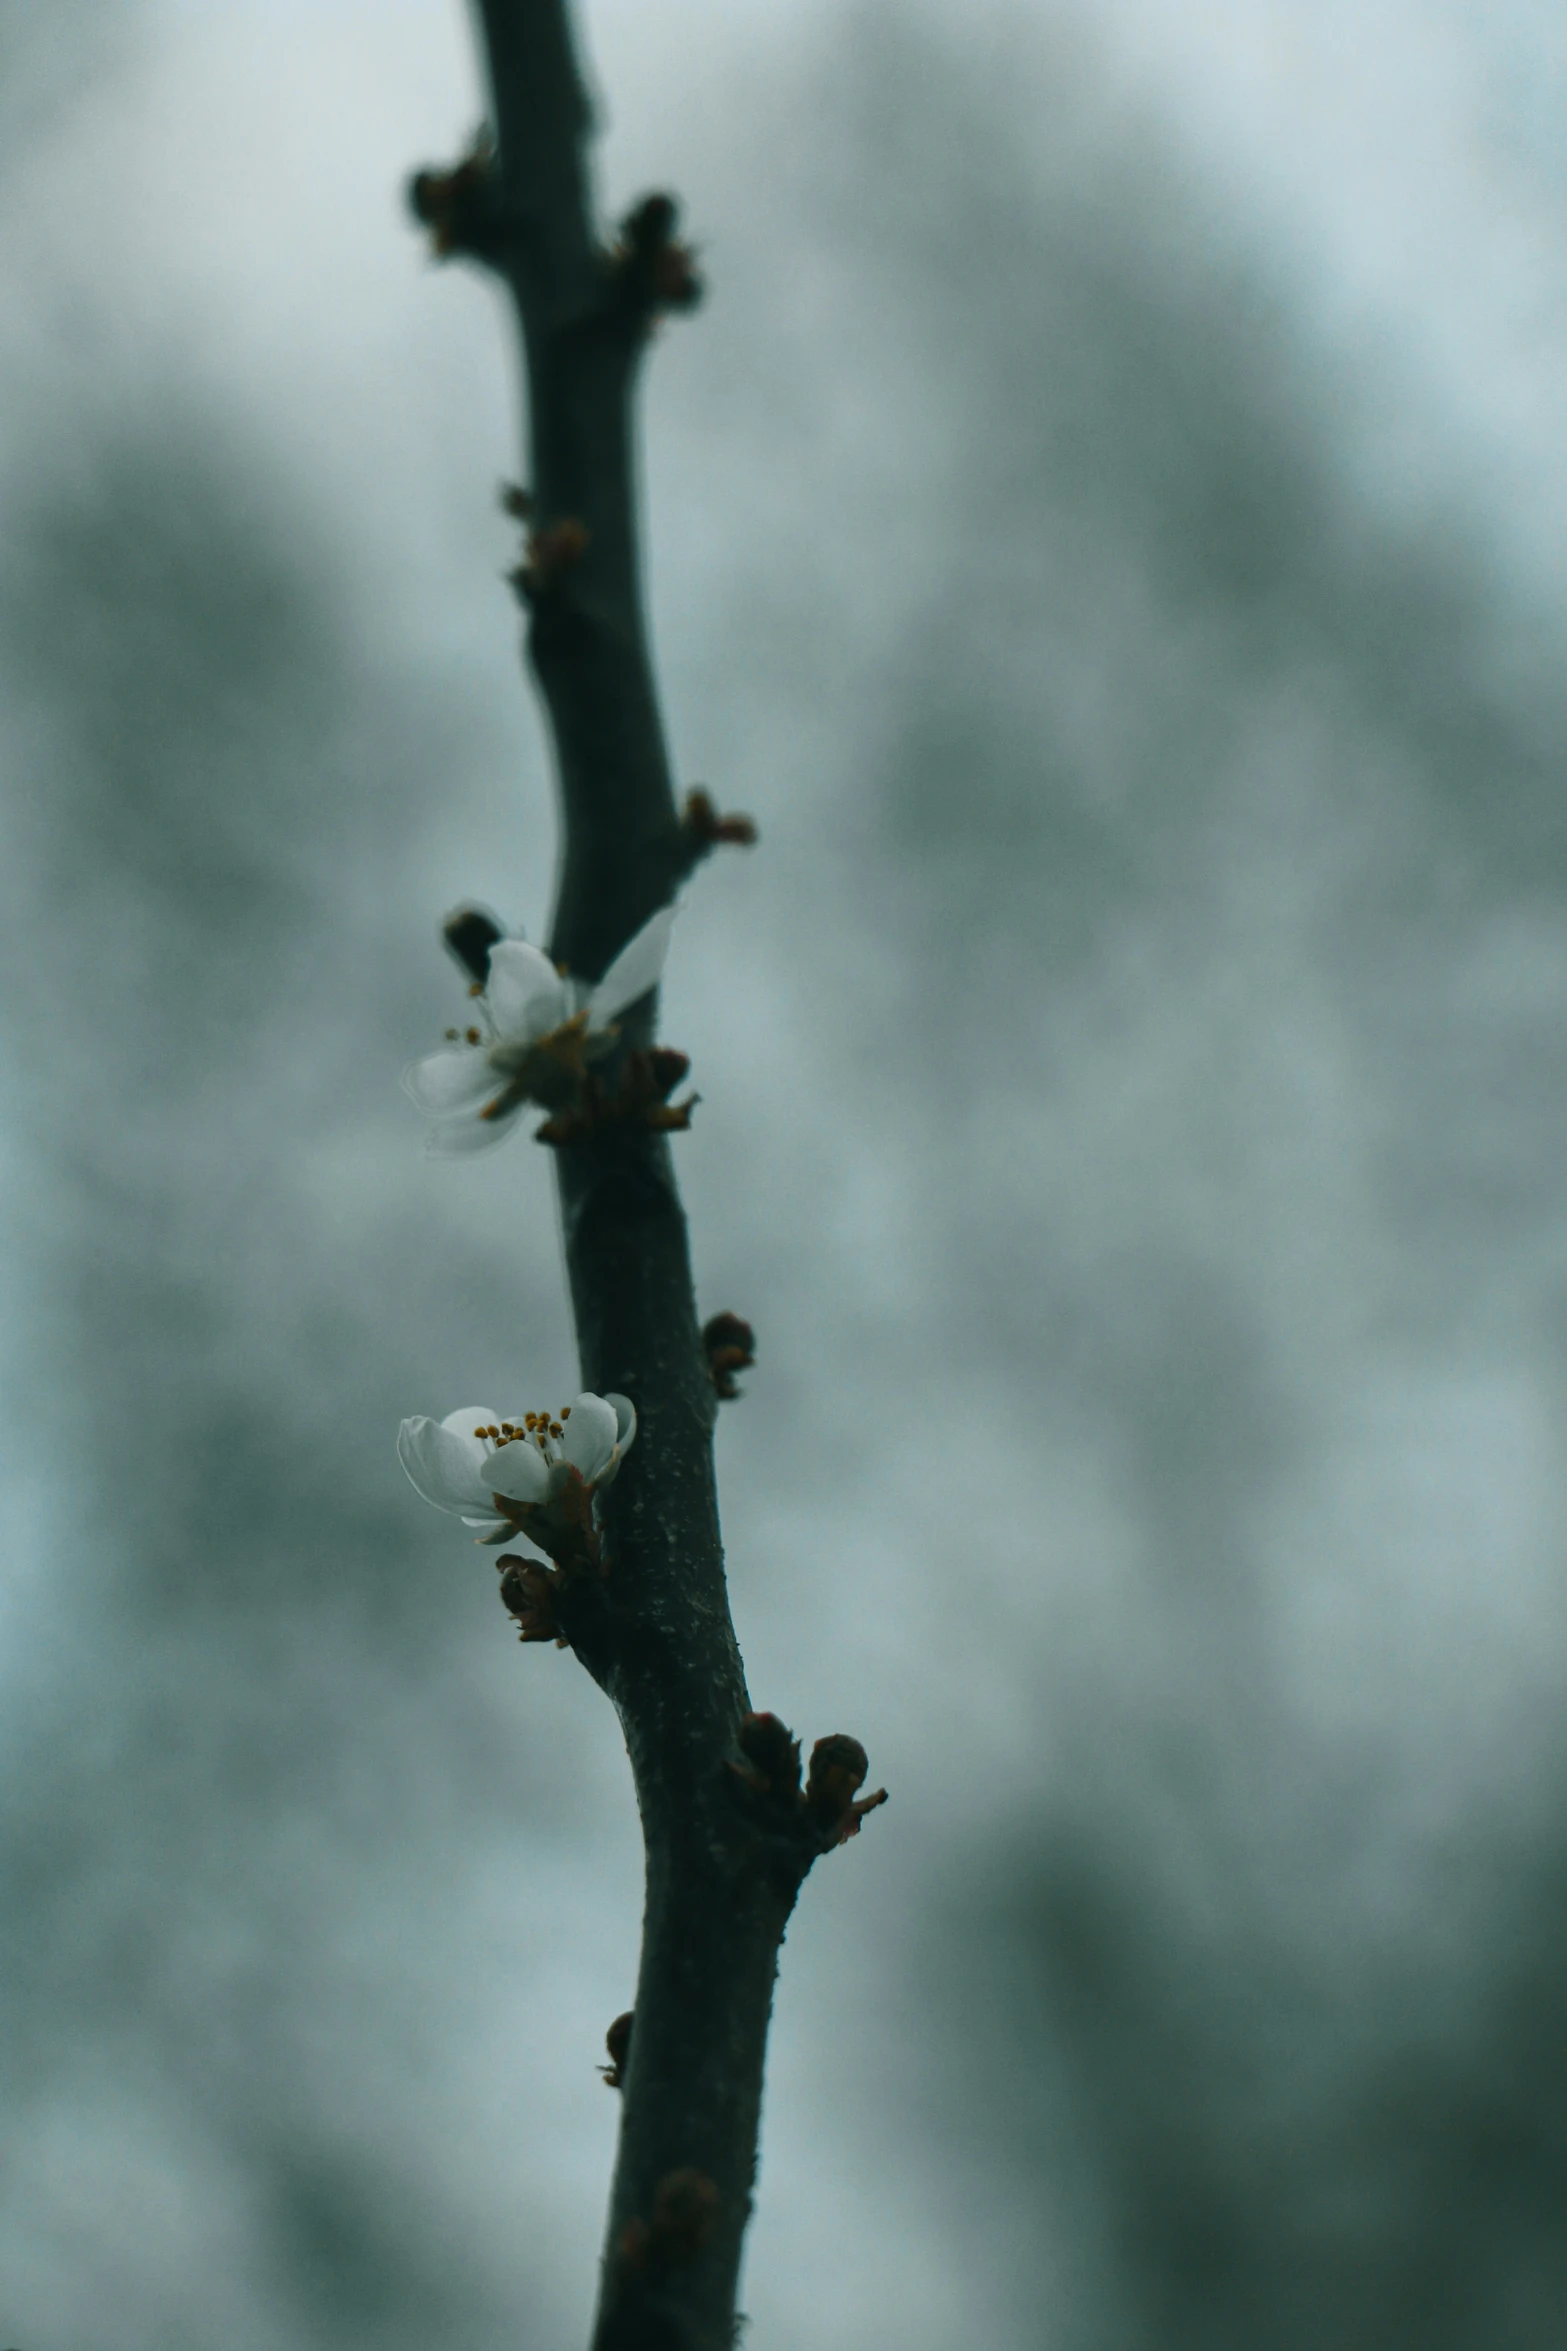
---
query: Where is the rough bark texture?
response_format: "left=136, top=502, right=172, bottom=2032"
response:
left=432, top=7, right=833, bottom=2345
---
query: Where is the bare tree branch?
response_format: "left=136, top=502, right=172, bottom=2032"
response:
left=407, top=6, right=885, bottom=2346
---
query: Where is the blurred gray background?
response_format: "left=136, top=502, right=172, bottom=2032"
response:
left=4, top=0, right=1567, bottom=2343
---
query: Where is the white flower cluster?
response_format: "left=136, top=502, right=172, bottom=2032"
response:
left=398, top=905, right=668, bottom=1559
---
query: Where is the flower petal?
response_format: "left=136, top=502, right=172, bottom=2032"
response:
left=398, top=1416, right=493, bottom=1514
left=559, top=1392, right=619, bottom=1483
left=402, top=1048, right=497, bottom=1118
left=481, top=1440, right=553, bottom=1505
left=588, top=905, right=675, bottom=1026
left=486, top=940, right=570, bottom=1043
left=440, top=1405, right=498, bottom=1439
left=606, top=1393, right=637, bottom=1457
left=424, top=1104, right=523, bottom=1157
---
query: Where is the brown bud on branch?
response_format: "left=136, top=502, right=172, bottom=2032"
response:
left=601, top=2009, right=634, bottom=2091
left=683, top=787, right=758, bottom=854
left=805, top=1734, right=889, bottom=1847
left=407, top=128, right=500, bottom=261
left=730, top=1715, right=887, bottom=1864
left=610, top=192, right=704, bottom=323
left=497, top=1554, right=568, bottom=1645
left=729, top=1710, right=801, bottom=1798
left=702, top=1311, right=755, bottom=1401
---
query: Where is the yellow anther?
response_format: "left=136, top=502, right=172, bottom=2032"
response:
left=445, top=1028, right=459, bottom=1041
left=465, top=1026, right=481, bottom=1045
left=550, top=1423, right=563, bottom=1440
left=560, top=1405, right=571, bottom=1418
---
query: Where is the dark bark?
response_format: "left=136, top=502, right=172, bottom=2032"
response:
left=415, top=7, right=863, bottom=2345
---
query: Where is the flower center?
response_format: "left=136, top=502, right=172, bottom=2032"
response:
left=472, top=1407, right=574, bottom=1452
left=489, top=1008, right=591, bottom=1076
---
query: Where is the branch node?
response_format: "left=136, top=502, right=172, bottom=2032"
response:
left=407, top=127, right=507, bottom=262
left=509, top=516, right=591, bottom=604
left=535, top=1047, right=698, bottom=1147
left=610, top=191, right=704, bottom=325
left=702, top=1311, right=756, bottom=1401
left=496, top=1529, right=619, bottom=1684
left=728, top=1715, right=886, bottom=1875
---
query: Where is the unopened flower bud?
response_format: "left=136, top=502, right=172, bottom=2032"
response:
left=805, top=1733, right=867, bottom=1817
left=497, top=1554, right=564, bottom=1644
left=735, top=1709, right=801, bottom=1796
left=683, top=786, right=758, bottom=851
left=806, top=1733, right=888, bottom=1845
left=407, top=129, right=497, bottom=259
left=601, top=2009, right=634, bottom=2090
left=613, top=192, right=703, bottom=316
left=702, top=1310, right=755, bottom=1400
left=441, top=903, right=504, bottom=987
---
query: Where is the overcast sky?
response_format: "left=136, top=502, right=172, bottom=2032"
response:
left=4, top=3, right=1567, bottom=2347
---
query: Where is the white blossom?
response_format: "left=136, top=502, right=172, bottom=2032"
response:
left=402, top=906, right=675, bottom=1154
left=397, top=1391, right=637, bottom=1545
